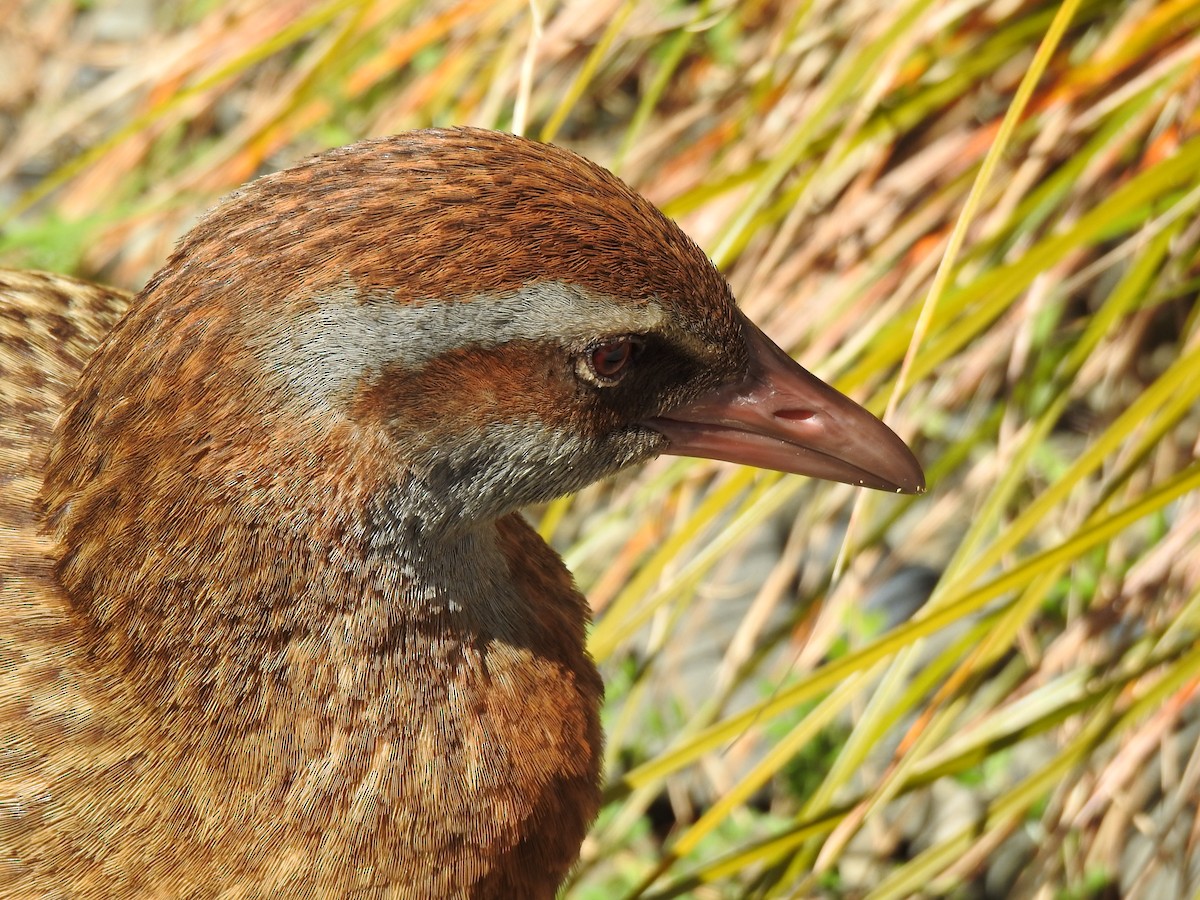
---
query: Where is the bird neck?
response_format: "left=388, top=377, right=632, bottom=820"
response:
left=46, top=411, right=592, bottom=742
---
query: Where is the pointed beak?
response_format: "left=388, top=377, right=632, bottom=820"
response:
left=645, top=314, right=925, bottom=494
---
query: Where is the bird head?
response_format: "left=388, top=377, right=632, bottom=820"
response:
left=52, top=128, right=922, bottom=547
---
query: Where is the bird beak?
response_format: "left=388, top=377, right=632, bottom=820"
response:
left=645, top=314, right=926, bottom=494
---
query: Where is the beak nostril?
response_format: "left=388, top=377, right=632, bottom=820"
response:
left=775, top=408, right=817, bottom=423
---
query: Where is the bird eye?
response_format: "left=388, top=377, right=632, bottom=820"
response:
left=579, top=335, right=641, bottom=385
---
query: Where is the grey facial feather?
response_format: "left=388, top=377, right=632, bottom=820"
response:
left=253, top=281, right=666, bottom=409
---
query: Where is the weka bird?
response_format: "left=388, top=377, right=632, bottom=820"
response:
left=0, top=128, right=923, bottom=898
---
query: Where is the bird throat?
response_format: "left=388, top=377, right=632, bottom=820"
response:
left=48, top=424, right=580, bottom=751
left=42, top=447, right=603, bottom=887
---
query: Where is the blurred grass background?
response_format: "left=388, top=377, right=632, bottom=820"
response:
left=3, top=0, right=1199, bottom=897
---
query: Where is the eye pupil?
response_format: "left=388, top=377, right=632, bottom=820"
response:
left=591, top=337, right=634, bottom=378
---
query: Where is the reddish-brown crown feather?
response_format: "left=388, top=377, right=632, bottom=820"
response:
left=147, top=127, right=733, bottom=319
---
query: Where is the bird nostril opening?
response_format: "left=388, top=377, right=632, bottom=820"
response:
left=775, top=408, right=817, bottom=423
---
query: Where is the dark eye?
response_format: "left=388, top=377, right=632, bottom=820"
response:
left=592, top=338, right=635, bottom=377
left=579, top=335, right=641, bottom=385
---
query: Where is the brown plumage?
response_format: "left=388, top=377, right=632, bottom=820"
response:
left=0, top=128, right=923, bottom=898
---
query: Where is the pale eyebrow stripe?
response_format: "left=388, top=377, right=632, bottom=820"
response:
left=252, top=281, right=666, bottom=406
